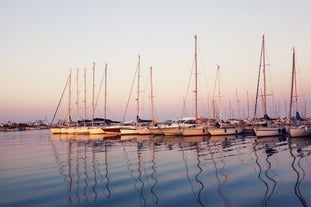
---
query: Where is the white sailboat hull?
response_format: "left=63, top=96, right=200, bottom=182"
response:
left=208, top=127, right=243, bottom=136
left=161, top=126, right=183, bottom=136
left=136, top=127, right=152, bottom=135
left=289, top=126, right=311, bottom=138
left=50, top=127, right=62, bottom=134
left=148, top=127, right=164, bottom=135
left=120, top=127, right=138, bottom=135
left=253, top=127, right=285, bottom=137
left=182, top=127, right=209, bottom=136
left=76, top=127, right=89, bottom=134
left=88, top=127, right=105, bottom=135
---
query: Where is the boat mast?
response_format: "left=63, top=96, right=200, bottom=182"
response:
left=194, top=35, right=198, bottom=124
left=84, top=68, right=87, bottom=127
left=150, top=66, right=155, bottom=124
left=289, top=47, right=297, bottom=118
left=76, top=69, right=79, bottom=127
left=236, top=88, right=240, bottom=119
left=217, top=65, right=221, bottom=122
left=262, top=35, right=267, bottom=116
left=294, top=49, right=298, bottom=114
left=136, top=55, right=141, bottom=124
left=247, top=91, right=250, bottom=119
left=92, top=62, right=95, bottom=127
left=254, top=35, right=265, bottom=119
left=104, top=63, right=107, bottom=125
left=68, top=69, right=72, bottom=127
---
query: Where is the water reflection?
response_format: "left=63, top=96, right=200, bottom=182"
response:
left=49, top=133, right=311, bottom=206
left=210, top=138, right=230, bottom=207
left=288, top=137, right=311, bottom=207
left=50, top=134, right=118, bottom=204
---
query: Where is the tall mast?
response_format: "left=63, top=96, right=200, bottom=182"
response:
left=136, top=55, right=141, bottom=123
left=236, top=88, right=240, bottom=119
left=254, top=34, right=265, bottom=119
left=294, top=50, right=298, bottom=114
left=212, top=66, right=218, bottom=119
left=194, top=35, right=198, bottom=124
left=84, top=68, right=87, bottom=126
left=262, top=35, right=267, bottom=116
left=68, top=69, right=72, bottom=126
left=289, top=47, right=297, bottom=118
left=92, top=62, right=95, bottom=126
left=76, top=69, right=79, bottom=127
left=150, top=66, right=155, bottom=124
left=247, top=91, right=250, bottom=119
left=104, top=63, right=107, bottom=124
left=217, top=65, right=221, bottom=122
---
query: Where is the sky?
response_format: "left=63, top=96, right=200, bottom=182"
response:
left=0, top=0, right=311, bottom=123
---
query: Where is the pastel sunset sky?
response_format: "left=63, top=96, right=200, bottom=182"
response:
left=1, top=0, right=310, bottom=123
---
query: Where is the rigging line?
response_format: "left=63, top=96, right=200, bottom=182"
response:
left=50, top=76, right=69, bottom=125
left=122, top=61, right=139, bottom=121
left=197, top=42, right=208, bottom=86
left=254, top=36, right=264, bottom=119
left=181, top=56, right=195, bottom=119
left=141, top=70, right=150, bottom=117
left=94, top=66, right=106, bottom=113
left=212, top=66, right=220, bottom=119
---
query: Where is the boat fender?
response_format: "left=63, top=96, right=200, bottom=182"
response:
left=224, top=128, right=227, bottom=133
left=235, top=130, right=238, bottom=134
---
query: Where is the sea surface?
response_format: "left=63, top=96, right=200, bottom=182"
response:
left=1, top=130, right=311, bottom=207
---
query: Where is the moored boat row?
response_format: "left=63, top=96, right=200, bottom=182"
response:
left=50, top=125, right=121, bottom=136
left=50, top=122, right=311, bottom=138
left=48, top=35, right=311, bottom=139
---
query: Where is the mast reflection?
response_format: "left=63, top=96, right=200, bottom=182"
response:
left=49, top=133, right=311, bottom=206
left=103, top=142, right=111, bottom=198
left=50, top=134, right=116, bottom=204
left=288, top=138, right=308, bottom=207
left=254, top=137, right=285, bottom=207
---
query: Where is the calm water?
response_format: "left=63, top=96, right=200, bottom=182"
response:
left=1, top=130, right=311, bottom=207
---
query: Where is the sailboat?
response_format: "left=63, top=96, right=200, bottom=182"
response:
left=76, top=68, right=90, bottom=134
left=207, top=66, right=243, bottom=136
left=253, top=35, right=285, bottom=137
left=136, top=66, right=163, bottom=135
left=120, top=55, right=143, bottom=135
left=88, top=63, right=107, bottom=135
left=50, top=69, right=74, bottom=134
left=100, top=63, right=121, bottom=136
left=287, top=48, right=311, bottom=137
left=181, top=35, right=209, bottom=136
left=49, top=73, right=69, bottom=134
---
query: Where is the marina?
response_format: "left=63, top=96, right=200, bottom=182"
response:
left=1, top=2, right=311, bottom=207
left=1, top=129, right=311, bottom=206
